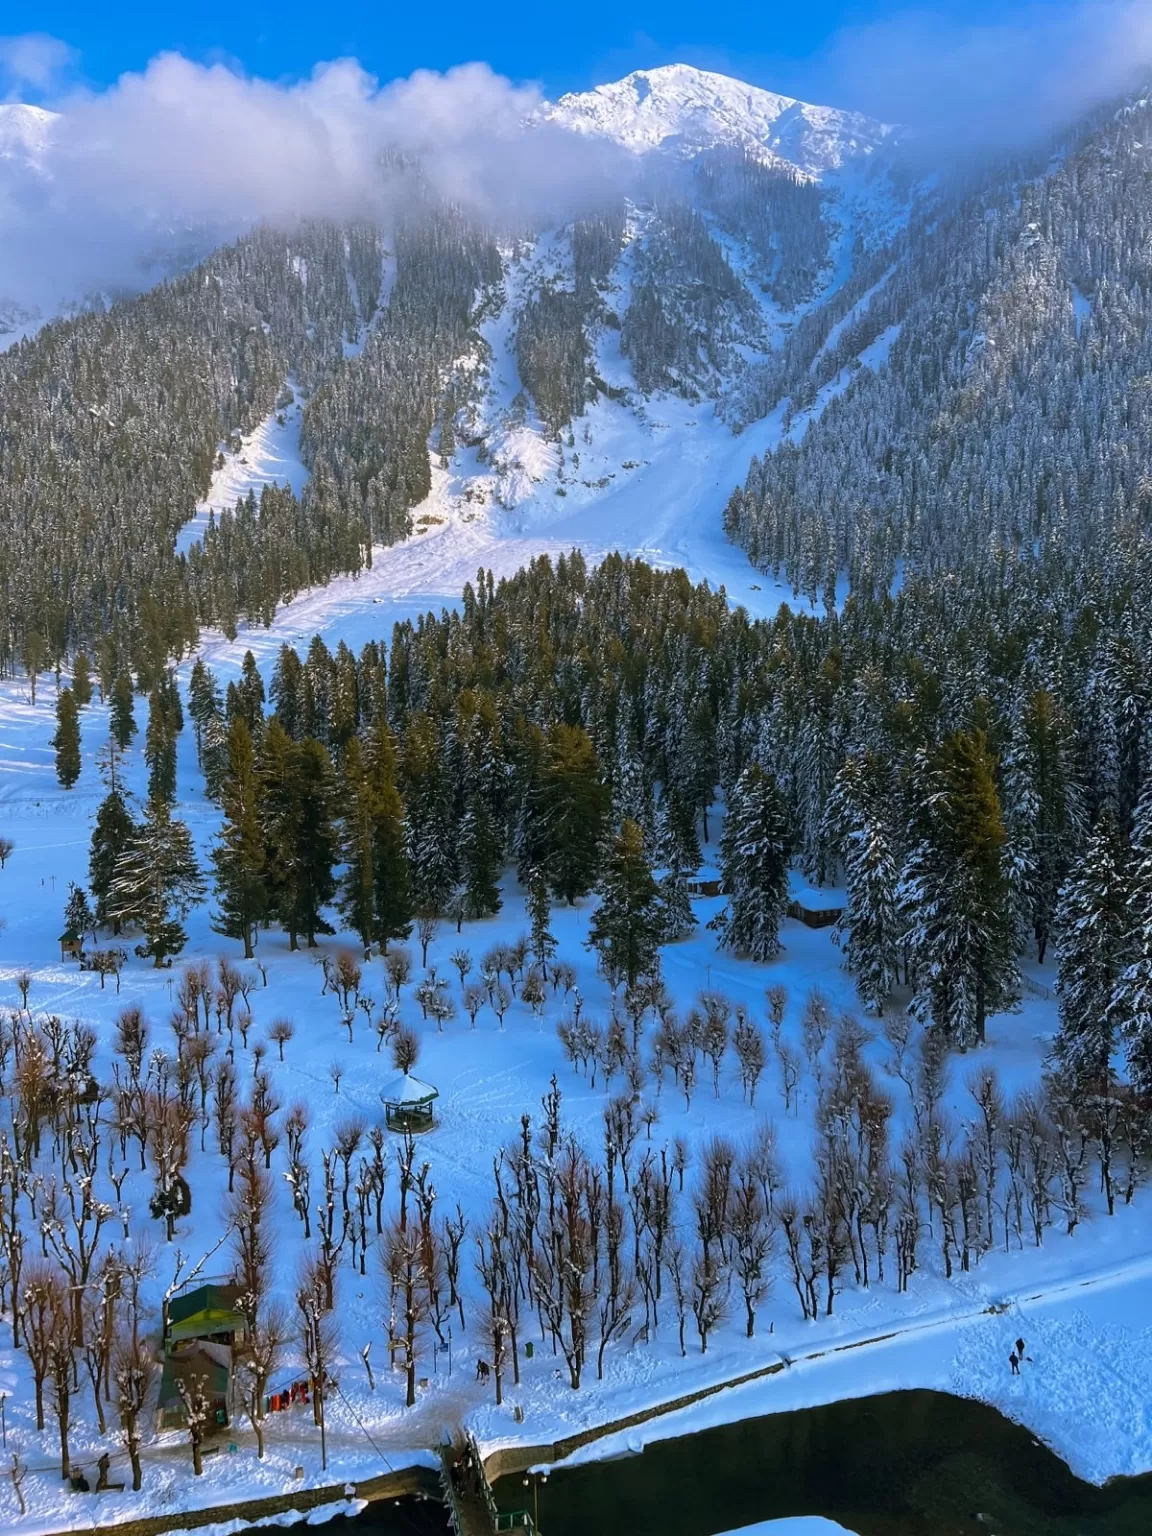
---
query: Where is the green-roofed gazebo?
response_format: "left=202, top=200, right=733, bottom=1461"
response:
left=381, top=1071, right=439, bottom=1133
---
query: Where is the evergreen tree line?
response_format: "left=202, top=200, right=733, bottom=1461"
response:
left=64, top=550, right=1152, bottom=1103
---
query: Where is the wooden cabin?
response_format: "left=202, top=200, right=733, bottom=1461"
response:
left=165, top=1281, right=247, bottom=1350
left=787, top=897, right=845, bottom=929
left=59, top=928, right=84, bottom=961
left=156, top=1342, right=232, bottom=1432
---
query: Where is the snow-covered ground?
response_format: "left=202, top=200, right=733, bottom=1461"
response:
left=177, top=386, right=309, bottom=555
left=719, top=1522, right=855, bottom=1536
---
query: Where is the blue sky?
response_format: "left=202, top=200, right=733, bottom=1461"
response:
left=1, top=1, right=1087, bottom=106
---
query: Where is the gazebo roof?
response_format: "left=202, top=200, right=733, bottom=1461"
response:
left=380, top=1070, right=439, bottom=1106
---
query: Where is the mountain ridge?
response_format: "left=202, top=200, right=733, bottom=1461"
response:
left=546, top=63, right=898, bottom=176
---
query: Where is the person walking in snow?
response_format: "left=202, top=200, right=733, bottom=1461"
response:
left=1015, top=1337, right=1025, bottom=1359
left=1009, top=1351, right=1020, bottom=1375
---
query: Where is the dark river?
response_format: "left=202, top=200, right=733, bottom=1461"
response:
left=247, top=1388, right=1152, bottom=1536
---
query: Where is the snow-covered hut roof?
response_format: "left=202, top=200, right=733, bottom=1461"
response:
left=380, top=1071, right=439, bottom=1106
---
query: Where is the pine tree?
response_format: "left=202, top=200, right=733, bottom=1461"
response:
left=257, top=718, right=299, bottom=943
left=188, top=659, right=222, bottom=765
left=158, top=667, right=184, bottom=736
left=52, top=687, right=81, bottom=789
left=527, top=866, right=557, bottom=979
left=368, top=724, right=413, bottom=950
left=654, top=797, right=697, bottom=942
left=302, top=637, right=332, bottom=742
left=338, top=737, right=376, bottom=952
left=270, top=645, right=304, bottom=739
left=827, top=756, right=900, bottom=1014
left=403, top=714, right=457, bottom=915
left=62, top=882, right=95, bottom=944
left=898, top=731, right=1019, bottom=1048
left=715, top=763, right=792, bottom=962
left=90, top=789, right=137, bottom=932
left=290, top=739, right=338, bottom=947
left=459, top=795, right=503, bottom=920
left=1055, top=806, right=1130, bottom=1085
left=588, top=819, right=664, bottom=987
left=330, top=642, right=359, bottom=748
left=1001, top=690, right=1083, bottom=963
left=110, top=672, right=137, bottom=753
left=144, top=687, right=177, bottom=803
left=235, top=651, right=266, bottom=731
left=108, top=793, right=205, bottom=966
left=212, top=717, right=266, bottom=958
left=261, top=730, right=337, bottom=951
left=72, top=652, right=93, bottom=708
left=1110, top=788, right=1152, bottom=1092
left=539, top=723, right=608, bottom=904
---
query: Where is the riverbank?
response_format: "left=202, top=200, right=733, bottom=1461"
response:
left=523, top=1245, right=1152, bottom=1489
left=30, top=1465, right=438, bottom=1536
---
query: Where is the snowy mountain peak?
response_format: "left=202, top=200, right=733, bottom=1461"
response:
left=0, top=103, right=58, bottom=164
left=548, top=64, right=896, bottom=176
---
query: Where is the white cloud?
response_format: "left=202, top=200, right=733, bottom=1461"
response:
left=0, top=32, right=75, bottom=97
left=812, top=0, right=1152, bottom=148
left=0, top=46, right=629, bottom=318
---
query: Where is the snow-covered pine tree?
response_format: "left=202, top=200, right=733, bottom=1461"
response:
left=827, top=756, right=900, bottom=1014
left=1054, top=805, right=1130, bottom=1084
left=144, top=686, right=177, bottom=803
left=188, top=658, right=223, bottom=770
left=654, top=793, right=698, bottom=941
left=1001, top=689, right=1084, bottom=964
left=366, top=723, right=413, bottom=948
left=52, top=687, right=81, bottom=789
left=459, top=794, right=503, bottom=920
left=269, top=646, right=304, bottom=740
left=715, top=762, right=792, bottom=962
left=588, top=818, right=664, bottom=988
left=211, top=716, right=267, bottom=958
left=897, top=731, right=1019, bottom=1048
left=110, top=673, right=136, bottom=753
left=89, top=789, right=137, bottom=934
left=1109, top=788, right=1152, bottom=1092
left=62, top=881, right=95, bottom=945
left=108, top=793, right=205, bottom=966
left=527, top=866, right=557, bottom=979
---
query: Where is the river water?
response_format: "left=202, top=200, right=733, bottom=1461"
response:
left=246, top=1388, right=1152, bottom=1536
left=487, top=1389, right=1152, bottom=1536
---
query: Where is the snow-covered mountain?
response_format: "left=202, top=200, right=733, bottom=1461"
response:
left=547, top=64, right=897, bottom=176
left=0, top=102, right=57, bottom=164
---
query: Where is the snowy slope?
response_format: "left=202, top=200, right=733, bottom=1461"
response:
left=547, top=65, right=896, bottom=175
left=177, top=382, right=309, bottom=554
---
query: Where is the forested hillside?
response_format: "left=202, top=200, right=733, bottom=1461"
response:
left=0, top=212, right=501, bottom=680
left=725, top=95, right=1152, bottom=602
